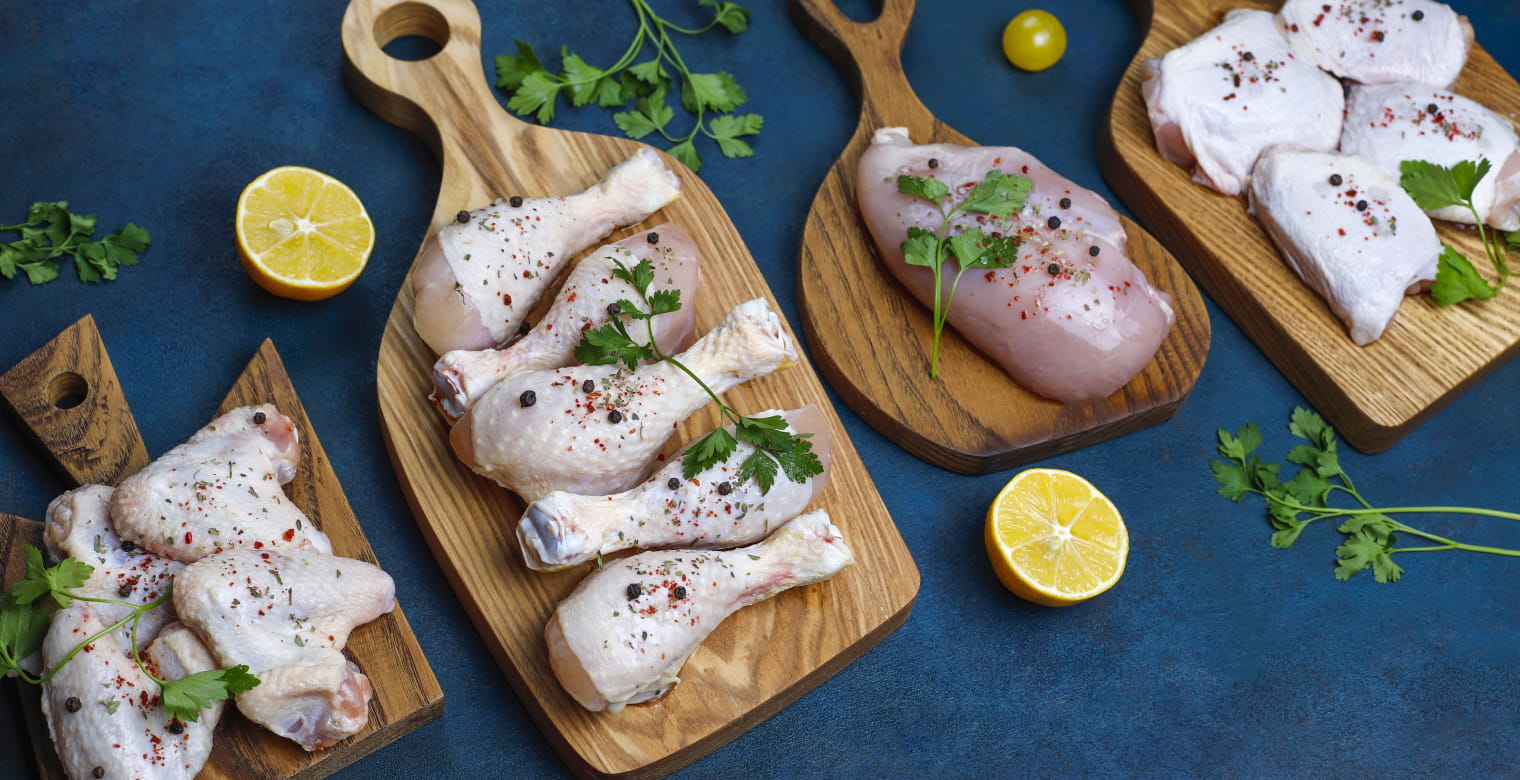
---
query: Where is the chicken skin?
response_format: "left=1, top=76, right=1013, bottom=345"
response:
left=1280, top=0, right=1472, bottom=88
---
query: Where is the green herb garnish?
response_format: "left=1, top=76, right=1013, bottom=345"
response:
left=574, top=258, right=821, bottom=494
left=1399, top=158, right=1518, bottom=305
left=896, top=169, right=1033, bottom=377
left=1211, top=408, right=1520, bottom=582
left=495, top=1, right=760, bottom=173
left=0, top=201, right=150, bottom=285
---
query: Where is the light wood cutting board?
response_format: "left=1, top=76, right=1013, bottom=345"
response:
left=0, top=314, right=443, bottom=780
left=340, top=0, right=920, bottom=776
left=1102, top=0, right=1520, bottom=452
left=790, top=0, right=1212, bottom=475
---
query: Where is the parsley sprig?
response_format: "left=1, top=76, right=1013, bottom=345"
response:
left=896, top=170, right=1033, bottom=377
left=1, top=546, right=258, bottom=722
left=495, top=1, right=760, bottom=173
left=0, top=201, right=150, bottom=285
left=1399, top=158, right=1520, bottom=305
left=573, top=258, right=822, bottom=493
left=1212, top=408, right=1520, bottom=583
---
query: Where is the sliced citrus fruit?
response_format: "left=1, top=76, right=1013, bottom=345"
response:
left=985, top=468, right=1129, bottom=606
left=236, top=166, right=374, bottom=301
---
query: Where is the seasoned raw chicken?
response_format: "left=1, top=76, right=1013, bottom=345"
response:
left=517, top=406, right=834, bottom=571
left=109, top=405, right=331, bottom=563
left=546, top=509, right=852, bottom=712
left=856, top=127, right=1175, bottom=402
left=411, top=148, right=683, bottom=355
left=173, top=548, right=396, bottom=750
left=1341, top=82, right=1520, bottom=230
left=432, top=223, right=702, bottom=421
left=40, top=486, right=223, bottom=780
left=452, top=298, right=798, bottom=502
left=1248, top=147, right=1441, bottom=345
left=1141, top=9, right=1343, bottom=196
left=1280, top=0, right=1472, bottom=88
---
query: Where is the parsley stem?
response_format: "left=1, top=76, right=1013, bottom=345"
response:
left=639, top=289, right=743, bottom=427
left=1393, top=543, right=1520, bottom=556
left=33, top=590, right=171, bottom=685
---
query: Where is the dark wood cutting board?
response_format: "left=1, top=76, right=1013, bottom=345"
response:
left=0, top=314, right=443, bottom=780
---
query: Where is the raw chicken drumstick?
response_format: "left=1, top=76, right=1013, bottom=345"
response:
left=432, top=223, right=702, bottom=421
left=546, top=509, right=853, bottom=713
left=411, top=147, right=683, bottom=355
left=452, top=297, right=799, bottom=503
left=518, top=405, right=834, bottom=571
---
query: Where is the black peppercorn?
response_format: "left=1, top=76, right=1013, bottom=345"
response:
left=1371, top=30, right=1384, bottom=42
left=608, top=410, right=623, bottom=424
left=518, top=320, right=532, bottom=336
left=1356, top=200, right=1368, bottom=211
left=606, top=302, right=622, bottom=316
left=646, top=232, right=660, bottom=245
left=1427, top=103, right=1440, bottom=115
left=1242, top=51, right=1254, bottom=61
left=121, top=540, right=136, bottom=553
left=455, top=210, right=470, bottom=224
left=168, top=720, right=184, bottom=735
left=253, top=411, right=266, bottom=425
left=65, top=697, right=81, bottom=713
left=93, top=768, right=105, bottom=779
left=519, top=390, right=537, bottom=408
left=1088, top=245, right=1101, bottom=257
left=117, top=582, right=134, bottom=598
left=582, top=379, right=595, bottom=393
left=626, top=582, right=642, bottom=600
left=1058, top=197, right=1072, bottom=210
left=673, top=585, right=687, bottom=599
left=508, top=195, right=524, bottom=208
left=927, top=158, right=939, bottom=169
left=667, top=477, right=681, bottom=490
left=1329, top=173, right=1343, bottom=187
left=1412, top=9, right=1424, bottom=21
left=1047, top=216, right=1061, bottom=230
left=717, top=481, right=733, bottom=495
left=1047, top=262, right=1061, bottom=276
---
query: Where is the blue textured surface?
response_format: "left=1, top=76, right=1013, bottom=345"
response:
left=3, top=1, right=1519, bottom=777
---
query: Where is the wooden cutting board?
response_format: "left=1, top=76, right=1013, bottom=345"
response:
left=789, top=0, right=1211, bottom=476
left=1102, top=0, right=1520, bottom=452
left=0, top=315, right=443, bottom=780
left=341, top=0, right=920, bottom=776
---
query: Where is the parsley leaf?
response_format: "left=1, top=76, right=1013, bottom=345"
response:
left=13, top=547, right=93, bottom=608
left=1430, top=244, right=1497, bottom=306
left=1400, top=158, right=1515, bottom=301
left=0, top=593, right=51, bottom=677
left=0, top=202, right=150, bottom=286
left=160, top=665, right=261, bottom=723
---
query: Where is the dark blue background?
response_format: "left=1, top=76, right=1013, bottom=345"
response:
left=4, top=1, right=1519, bottom=777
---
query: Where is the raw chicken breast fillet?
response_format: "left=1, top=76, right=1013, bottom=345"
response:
left=1341, top=82, right=1520, bottom=231
left=1141, top=9, right=1344, bottom=196
left=1280, top=0, right=1472, bottom=88
left=432, top=223, right=701, bottom=421
left=856, top=127, right=1174, bottom=402
left=546, top=509, right=852, bottom=712
left=411, top=147, right=682, bottom=355
left=1248, top=147, right=1440, bottom=345
left=518, top=405, right=833, bottom=571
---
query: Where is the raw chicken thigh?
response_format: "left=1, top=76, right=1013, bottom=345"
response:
left=517, top=405, right=834, bottom=571
left=109, top=404, right=332, bottom=563
left=411, top=147, right=683, bottom=355
left=546, top=509, right=852, bottom=712
left=1141, top=9, right=1343, bottom=196
left=432, top=223, right=702, bottom=421
left=1248, top=147, right=1441, bottom=345
left=173, top=548, right=396, bottom=750
left=452, top=298, right=798, bottom=502
left=856, top=127, right=1175, bottom=402
left=1340, top=82, right=1520, bottom=230
left=1280, top=0, right=1472, bottom=88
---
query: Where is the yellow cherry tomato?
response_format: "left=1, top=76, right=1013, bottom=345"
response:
left=1002, top=9, right=1066, bottom=72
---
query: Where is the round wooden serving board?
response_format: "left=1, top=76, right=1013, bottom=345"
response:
left=790, top=0, right=1211, bottom=476
left=1101, top=0, right=1520, bottom=453
left=341, top=0, right=920, bottom=777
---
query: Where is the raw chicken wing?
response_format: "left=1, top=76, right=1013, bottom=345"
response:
left=1141, top=9, right=1343, bottom=196
left=1248, top=146, right=1441, bottom=345
left=173, top=548, right=396, bottom=750
left=518, top=406, right=834, bottom=571
left=1340, top=82, right=1520, bottom=230
left=1280, top=0, right=1472, bottom=88
left=452, top=298, right=799, bottom=502
left=856, top=127, right=1175, bottom=402
left=546, top=509, right=853, bottom=712
left=411, top=148, right=683, bottom=354
left=432, top=223, right=701, bottom=421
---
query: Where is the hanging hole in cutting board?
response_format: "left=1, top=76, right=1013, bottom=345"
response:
left=47, top=372, right=87, bottom=410
left=830, top=0, right=886, bottom=24
left=375, top=2, right=449, bottom=61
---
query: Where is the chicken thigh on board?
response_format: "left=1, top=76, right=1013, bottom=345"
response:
left=1280, top=0, right=1472, bottom=88
left=412, top=147, right=683, bottom=355
left=432, top=223, right=702, bottom=421
left=173, top=548, right=396, bottom=750
left=518, top=405, right=834, bottom=571
left=452, top=297, right=799, bottom=503
left=109, top=404, right=331, bottom=563
left=546, top=509, right=853, bottom=713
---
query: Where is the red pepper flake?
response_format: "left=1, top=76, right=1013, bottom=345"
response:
left=184, top=532, right=193, bottom=544
left=282, top=528, right=296, bottom=542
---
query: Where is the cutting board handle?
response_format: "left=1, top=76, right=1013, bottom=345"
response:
left=788, top=0, right=925, bottom=129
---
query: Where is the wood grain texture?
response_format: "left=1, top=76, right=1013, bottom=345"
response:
left=341, top=0, right=920, bottom=777
left=789, top=0, right=1211, bottom=476
left=0, top=321, right=443, bottom=780
left=1101, top=0, right=1520, bottom=452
